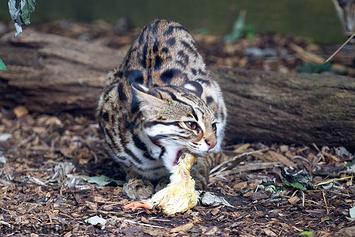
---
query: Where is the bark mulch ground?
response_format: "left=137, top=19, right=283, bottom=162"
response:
left=0, top=111, right=354, bottom=236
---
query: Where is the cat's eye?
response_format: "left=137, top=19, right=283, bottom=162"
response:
left=212, top=123, right=217, bottom=133
left=185, top=121, right=199, bottom=130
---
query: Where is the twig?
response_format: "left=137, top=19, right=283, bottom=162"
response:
left=291, top=190, right=298, bottom=198
left=92, top=150, right=98, bottom=164
left=322, top=191, right=329, bottom=215
left=315, top=176, right=353, bottom=186
left=58, top=212, right=75, bottom=220
left=96, top=213, right=166, bottom=228
left=307, top=189, right=351, bottom=197
left=124, top=219, right=165, bottom=229
left=148, top=217, right=171, bottom=222
left=325, top=31, right=355, bottom=63
left=312, top=143, right=320, bottom=152
left=322, top=151, right=340, bottom=162
left=17, top=133, right=36, bottom=148
left=98, top=210, right=124, bottom=215
left=313, top=143, right=326, bottom=162
left=210, top=148, right=268, bottom=175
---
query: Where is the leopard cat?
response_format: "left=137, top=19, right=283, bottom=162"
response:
left=97, top=19, right=227, bottom=199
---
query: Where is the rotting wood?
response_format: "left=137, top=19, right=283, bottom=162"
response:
left=1, top=31, right=355, bottom=150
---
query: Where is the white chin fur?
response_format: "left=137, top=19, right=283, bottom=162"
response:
left=163, top=146, right=181, bottom=171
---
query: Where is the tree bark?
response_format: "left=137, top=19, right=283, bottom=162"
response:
left=1, top=31, right=355, bottom=150
left=213, top=68, right=355, bottom=150
left=0, top=31, right=125, bottom=115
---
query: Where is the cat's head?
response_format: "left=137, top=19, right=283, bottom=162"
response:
left=132, top=83, right=218, bottom=170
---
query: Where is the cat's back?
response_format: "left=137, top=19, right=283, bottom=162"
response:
left=108, top=19, right=213, bottom=89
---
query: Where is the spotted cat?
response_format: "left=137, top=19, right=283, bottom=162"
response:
left=97, top=19, right=227, bottom=199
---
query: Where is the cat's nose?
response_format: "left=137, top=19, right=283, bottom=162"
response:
left=205, top=139, right=217, bottom=150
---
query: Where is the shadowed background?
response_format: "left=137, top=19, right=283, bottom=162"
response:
left=0, top=0, right=344, bottom=44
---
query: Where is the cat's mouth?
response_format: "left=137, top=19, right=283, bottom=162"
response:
left=173, top=149, right=195, bottom=166
left=173, top=150, right=183, bottom=166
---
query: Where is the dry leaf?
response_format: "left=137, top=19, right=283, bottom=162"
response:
left=86, top=201, right=97, bottom=212
left=84, top=215, right=106, bottom=230
left=199, top=191, right=233, bottom=207
left=288, top=196, right=301, bottom=204
left=44, top=116, right=62, bottom=126
left=13, top=106, right=28, bottom=118
left=268, top=151, right=297, bottom=168
left=233, top=181, right=248, bottom=190
left=234, top=143, right=250, bottom=153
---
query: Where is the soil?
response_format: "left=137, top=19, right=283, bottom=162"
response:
left=0, top=20, right=355, bottom=236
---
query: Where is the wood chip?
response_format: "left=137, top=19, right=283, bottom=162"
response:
left=288, top=196, right=301, bottom=204
left=280, top=145, right=289, bottom=153
left=170, top=222, right=194, bottom=233
left=13, top=106, right=28, bottom=118
left=263, top=228, right=277, bottom=236
left=322, top=151, right=340, bottom=162
left=86, top=201, right=97, bottom=212
left=211, top=207, right=220, bottom=216
left=251, top=191, right=269, bottom=200
left=335, top=226, right=355, bottom=237
left=140, top=216, right=149, bottom=224
left=144, top=229, right=171, bottom=236
left=205, top=226, right=218, bottom=235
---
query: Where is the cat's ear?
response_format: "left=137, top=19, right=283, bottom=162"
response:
left=132, top=83, right=165, bottom=115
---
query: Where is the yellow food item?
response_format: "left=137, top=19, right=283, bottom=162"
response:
left=124, top=152, right=198, bottom=215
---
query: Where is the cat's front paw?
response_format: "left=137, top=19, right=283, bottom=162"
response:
left=122, top=179, right=154, bottom=199
left=154, top=176, right=170, bottom=192
left=191, top=170, right=208, bottom=190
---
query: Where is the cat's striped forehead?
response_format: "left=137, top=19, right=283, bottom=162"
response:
left=156, top=86, right=216, bottom=128
left=153, top=85, right=215, bottom=119
left=154, top=85, right=201, bottom=104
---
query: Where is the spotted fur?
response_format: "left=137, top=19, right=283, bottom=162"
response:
left=97, top=19, right=227, bottom=199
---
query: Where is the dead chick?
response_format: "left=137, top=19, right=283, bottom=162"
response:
left=124, top=152, right=199, bottom=215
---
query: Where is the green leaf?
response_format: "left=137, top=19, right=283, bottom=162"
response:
left=0, top=59, right=6, bottom=70
left=21, top=0, right=36, bottom=25
left=299, top=231, right=314, bottom=237
left=224, top=10, right=246, bottom=43
left=297, top=62, right=333, bottom=74
left=82, top=175, right=125, bottom=187
left=283, top=182, right=307, bottom=192
left=244, top=24, right=255, bottom=39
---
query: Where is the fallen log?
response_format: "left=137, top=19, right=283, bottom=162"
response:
left=0, top=31, right=125, bottom=115
left=1, top=31, right=355, bottom=150
left=213, top=68, right=355, bottom=150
